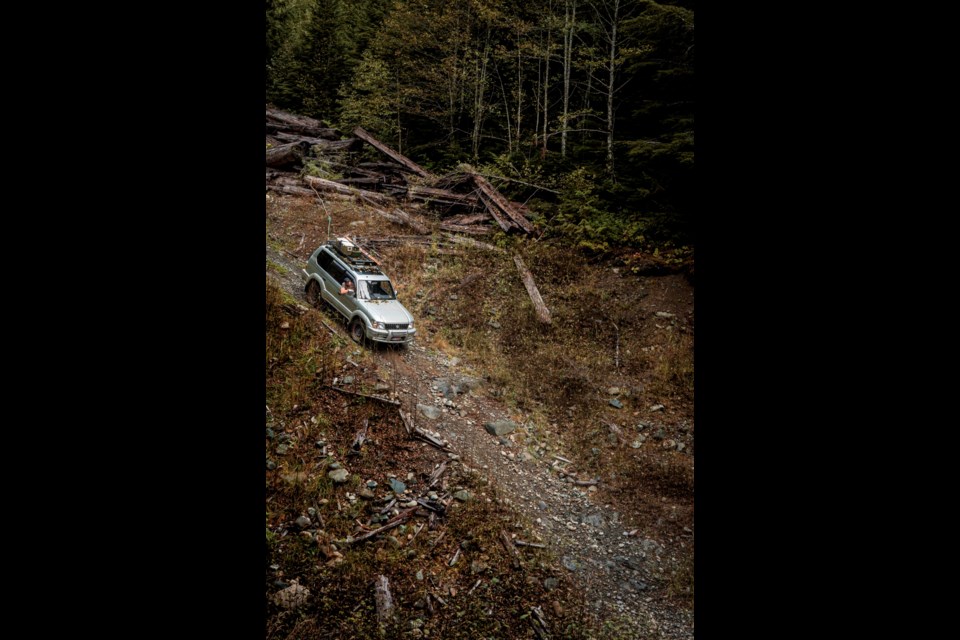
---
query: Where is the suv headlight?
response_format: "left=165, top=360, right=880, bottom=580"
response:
left=372, top=321, right=386, bottom=330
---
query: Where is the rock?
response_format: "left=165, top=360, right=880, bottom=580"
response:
left=401, top=500, right=418, bottom=508
left=413, top=598, right=426, bottom=609
left=616, top=556, right=642, bottom=570
left=387, top=536, right=401, bottom=549
left=562, top=556, right=579, bottom=572
left=375, top=382, right=391, bottom=392
left=315, top=440, right=326, bottom=448
left=280, top=321, right=290, bottom=329
left=428, top=491, right=439, bottom=500
left=366, top=480, right=378, bottom=489
left=538, top=501, right=548, bottom=510
left=650, top=404, right=665, bottom=412
left=416, top=570, right=424, bottom=581
left=448, top=357, right=460, bottom=367
left=489, top=321, right=501, bottom=329
left=588, top=485, right=598, bottom=492
left=630, top=436, right=646, bottom=448
left=662, top=439, right=676, bottom=450
left=591, top=447, right=601, bottom=456
left=517, top=450, right=533, bottom=462
left=459, top=376, right=481, bottom=391
left=408, top=618, right=424, bottom=630
left=273, top=582, right=310, bottom=610
left=266, top=460, right=277, bottom=470
left=410, top=629, right=423, bottom=638
left=358, top=489, right=375, bottom=499
left=653, top=428, right=665, bottom=441
left=417, top=404, right=442, bottom=420
left=449, top=295, right=459, bottom=301
left=582, top=514, right=604, bottom=527
left=607, top=387, right=621, bottom=395
left=677, top=442, right=686, bottom=452
left=655, top=311, right=675, bottom=319
left=389, top=478, right=407, bottom=494
left=470, top=560, right=489, bottom=575
left=498, top=436, right=510, bottom=446
left=307, top=507, right=316, bottom=517
left=453, top=490, right=472, bottom=502
left=265, top=428, right=275, bottom=440
left=552, top=601, right=564, bottom=617
left=443, top=398, right=455, bottom=407
left=630, top=579, right=648, bottom=591
left=276, top=444, right=289, bottom=455
left=544, top=577, right=559, bottom=590
left=640, top=539, right=660, bottom=554
left=609, top=398, right=623, bottom=409
left=294, top=516, right=311, bottom=529
left=329, top=462, right=342, bottom=470
left=328, top=469, right=349, bottom=483
left=484, top=419, right=517, bottom=436
left=342, top=376, right=354, bottom=385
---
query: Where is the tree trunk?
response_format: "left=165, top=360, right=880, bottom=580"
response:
left=353, top=126, right=434, bottom=179
left=562, top=0, right=577, bottom=158
left=265, top=141, right=307, bottom=167
left=266, top=108, right=340, bottom=138
left=472, top=174, right=535, bottom=233
left=514, top=255, right=552, bottom=324
left=606, top=0, right=620, bottom=176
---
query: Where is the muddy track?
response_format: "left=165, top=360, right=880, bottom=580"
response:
left=267, top=243, right=693, bottom=639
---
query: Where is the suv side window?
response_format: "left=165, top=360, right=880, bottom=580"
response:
left=318, top=250, right=334, bottom=272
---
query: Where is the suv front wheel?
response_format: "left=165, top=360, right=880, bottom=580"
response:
left=305, top=279, right=321, bottom=307
left=349, top=317, right=365, bottom=344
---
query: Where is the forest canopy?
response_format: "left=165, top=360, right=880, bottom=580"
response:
left=266, top=0, right=694, bottom=252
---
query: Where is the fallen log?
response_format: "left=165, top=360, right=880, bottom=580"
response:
left=514, top=255, right=552, bottom=324
left=374, top=575, right=394, bottom=626
left=442, top=233, right=507, bottom=254
left=353, top=127, right=435, bottom=180
left=304, top=175, right=392, bottom=205
left=439, top=223, right=491, bottom=235
left=364, top=206, right=430, bottom=235
left=478, top=190, right=517, bottom=233
left=444, top=212, right=493, bottom=226
left=358, top=161, right=420, bottom=175
left=266, top=184, right=315, bottom=197
left=273, top=132, right=360, bottom=152
left=266, top=108, right=340, bottom=138
left=266, top=141, right=308, bottom=167
left=327, top=384, right=401, bottom=406
left=573, top=479, right=599, bottom=486
left=427, top=461, right=449, bottom=488
left=472, top=173, right=535, bottom=233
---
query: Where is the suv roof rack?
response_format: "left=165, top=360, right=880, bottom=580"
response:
left=327, top=239, right=384, bottom=275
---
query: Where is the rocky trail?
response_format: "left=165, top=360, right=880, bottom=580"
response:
left=267, top=242, right=694, bottom=639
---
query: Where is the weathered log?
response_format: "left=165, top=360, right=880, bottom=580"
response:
left=340, top=507, right=417, bottom=544
left=472, top=173, right=535, bottom=233
left=439, top=223, right=492, bottom=235
left=266, top=108, right=340, bottom=138
left=357, top=161, right=420, bottom=175
left=336, top=176, right=383, bottom=186
left=513, top=255, right=552, bottom=324
left=573, top=478, right=599, bottom=486
left=427, top=461, right=449, bottom=488
left=380, top=183, right=479, bottom=208
left=365, top=206, right=430, bottom=235
left=478, top=191, right=517, bottom=233
left=442, top=233, right=507, bottom=254
left=530, top=606, right=552, bottom=640
left=327, top=384, right=401, bottom=406
left=303, top=175, right=393, bottom=205
left=273, top=132, right=361, bottom=152
left=266, top=141, right=308, bottom=167
left=353, top=127, right=435, bottom=180
left=444, top=212, right=493, bottom=226
left=266, top=184, right=315, bottom=197
left=271, top=176, right=306, bottom=187
left=374, top=575, right=394, bottom=626
left=399, top=409, right=414, bottom=435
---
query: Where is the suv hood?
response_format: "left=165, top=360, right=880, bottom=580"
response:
left=364, top=300, right=413, bottom=324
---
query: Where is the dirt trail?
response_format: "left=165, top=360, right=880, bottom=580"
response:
left=267, top=243, right=693, bottom=639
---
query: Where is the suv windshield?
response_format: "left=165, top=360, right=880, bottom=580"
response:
left=359, top=279, right=396, bottom=300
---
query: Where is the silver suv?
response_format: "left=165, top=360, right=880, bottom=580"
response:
left=302, top=238, right=416, bottom=345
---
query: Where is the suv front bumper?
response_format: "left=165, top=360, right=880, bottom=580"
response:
left=367, top=327, right=416, bottom=344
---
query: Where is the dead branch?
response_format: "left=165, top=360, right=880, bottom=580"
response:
left=339, top=507, right=417, bottom=544
left=500, top=530, right=520, bottom=560
left=398, top=409, right=414, bottom=435
left=552, top=455, right=573, bottom=464
left=514, top=255, right=552, bottom=324
left=448, top=548, right=461, bottom=567
left=514, top=540, right=546, bottom=549
left=327, top=385, right=401, bottom=406
left=530, top=606, right=552, bottom=640
left=468, top=579, right=482, bottom=595
left=472, top=173, right=535, bottom=233
left=427, top=461, right=449, bottom=488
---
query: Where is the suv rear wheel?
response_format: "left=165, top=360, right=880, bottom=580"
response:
left=349, top=317, right=365, bottom=344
